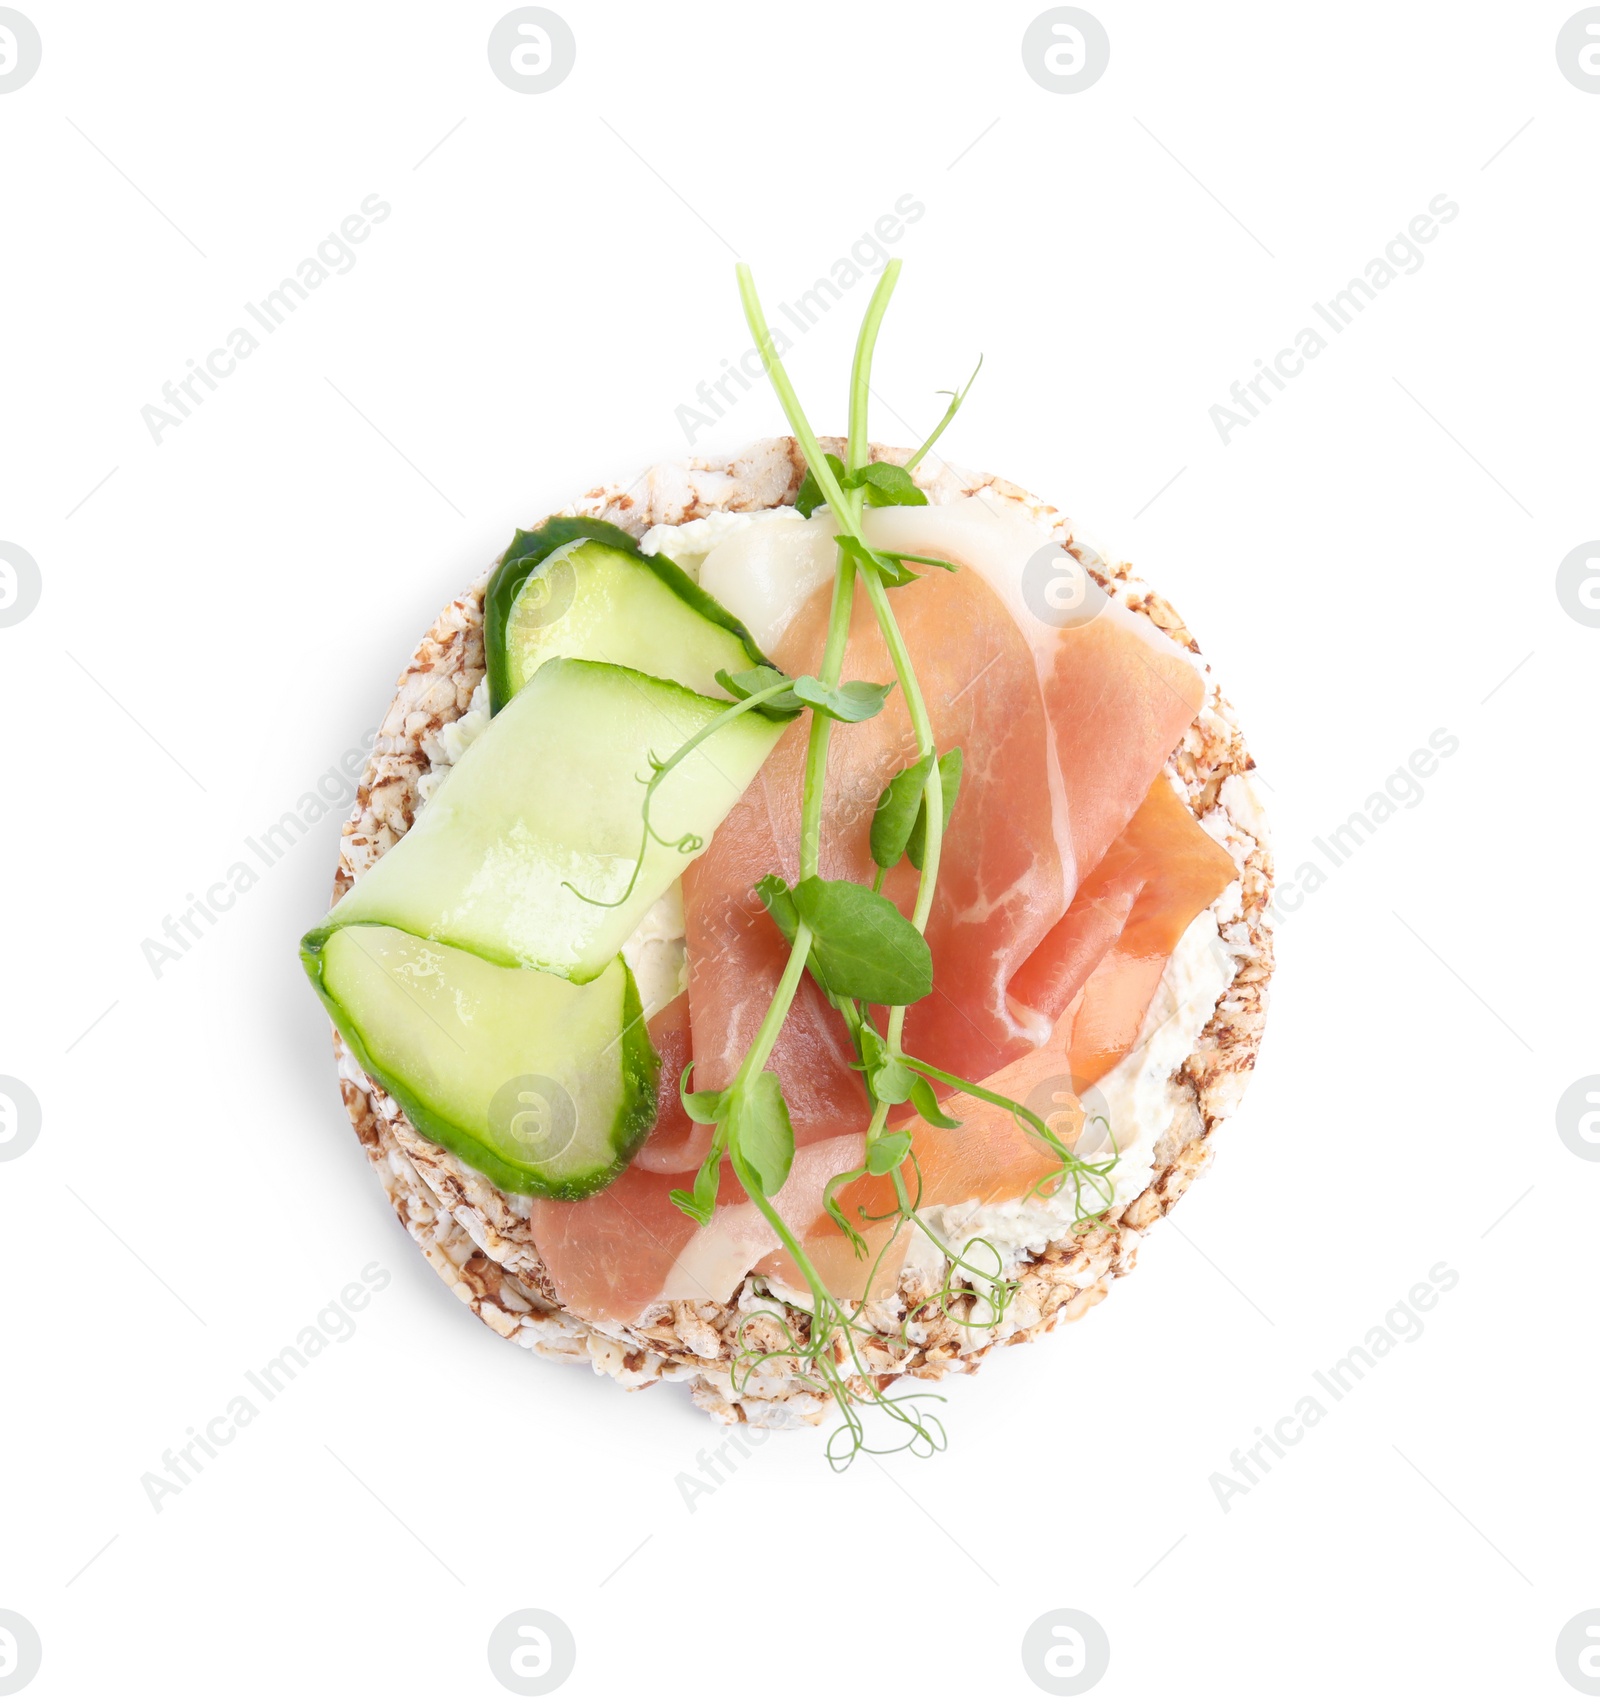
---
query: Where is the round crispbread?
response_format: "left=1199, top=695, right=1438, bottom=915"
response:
left=327, top=439, right=1274, bottom=1429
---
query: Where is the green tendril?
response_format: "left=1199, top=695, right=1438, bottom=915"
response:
left=905, top=354, right=983, bottom=473
left=561, top=679, right=796, bottom=909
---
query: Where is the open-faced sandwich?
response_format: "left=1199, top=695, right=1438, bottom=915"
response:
left=302, top=265, right=1273, bottom=1461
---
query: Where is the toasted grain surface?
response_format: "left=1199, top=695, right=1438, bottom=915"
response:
left=327, top=440, right=1274, bottom=1427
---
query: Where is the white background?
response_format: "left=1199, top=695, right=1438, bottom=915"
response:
left=2, top=2, right=1596, bottom=1699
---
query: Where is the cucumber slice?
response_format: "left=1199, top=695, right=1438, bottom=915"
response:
left=304, top=924, right=656, bottom=1199
left=484, top=517, right=767, bottom=713
left=322, top=656, right=785, bottom=983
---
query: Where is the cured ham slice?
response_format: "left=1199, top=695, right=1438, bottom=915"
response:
left=527, top=1160, right=712, bottom=1324
left=775, top=776, right=1239, bottom=1280
left=516, top=995, right=710, bottom=1326
left=680, top=855, right=872, bottom=1149
left=677, top=498, right=1206, bottom=1156
left=528, top=1133, right=873, bottom=1323
left=1045, top=788, right=1237, bottom=1089
left=753, top=1216, right=912, bottom=1304
left=536, top=1101, right=1051, bottom=1321
left=536, top=776, right=1237, bottom=1327
left=681, top=546, right=1064, bottom=1154
left=1009, top=773, right=1238, bottom=1059
left=632, top=992, right=697, bottom=1173
left=864, top=499, right=1207, bottom=890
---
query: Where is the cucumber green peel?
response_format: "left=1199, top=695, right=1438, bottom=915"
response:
left=617, top=264, right=1122, bottom=1466
left=484, top=516, right=771, bottom=713
left=301, top=653, right=783, bottom=1202
left=303, top=924, right=656, bottom=1198
left=485, top=518, right=632, bottom=714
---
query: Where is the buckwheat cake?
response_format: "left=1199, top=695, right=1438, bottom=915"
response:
left=316, top=434, right=1273, bottom=1433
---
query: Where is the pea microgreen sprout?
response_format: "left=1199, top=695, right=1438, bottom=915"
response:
left=738, top=260, right=1122, bottom=1459
left=589, top=261, right=1121, bottom=1462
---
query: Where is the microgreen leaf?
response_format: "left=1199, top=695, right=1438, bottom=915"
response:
left=754, top=872, right=800, bottom=946
left=875, top=563, right=920, bottom=589
left=668, top=1143, right=723, bottom=1226
left=677, top=1061, right=728, bottom=1125
left=907, top=747, right=964, bottom=871
left=757, top=874, right=857, bottom=1024
left=714, top=664, right=803, bottom=719
left=841, top=461, right=928, bottom=508
left=791, top=876, right=933, bottom=1006
left=794, top=452, right=846, bottom=519
left=883, top=552, right=961, bottom=574
left=831, top=534, right=956, bottom=588
left=870, top=752, right=934, bottom=870
left=822, top=1167, right=870, bottom=1258
left=859, top=1024, right=918, bottom=1104
left=829, top=534, right=914, bottom=588
left=865, top=1128, right=913, bottom=1176
left=909, top=1073, right=962, bottom=1129
left=905, top=355, right=983, bottom=473
left=873, top=1058, right=919, bottom=1104
left=858, top=1023, right=889, bottom=1070
left=731, top=1070, right=796, bottom=1195
left=791, top=674, right=895, bottom=724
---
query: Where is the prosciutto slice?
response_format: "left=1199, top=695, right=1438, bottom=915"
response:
left=527, top=1132, right=872, bottom=1324
left=631, top=992, right=696, bottom=1173
left=680, top=545, right=1064, bottom=1152
left=864, top=499, right=1207, bottom=894
left=1049, top=780, right=1240, bottom=1083
left=789, top=774, right=1240, bottom=1271
left=531, top=779, right=1238, bottom=1324
left=1011, top=774, right=1238, bottom=1081
left=677, top=501, right=1205, bottom=1150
